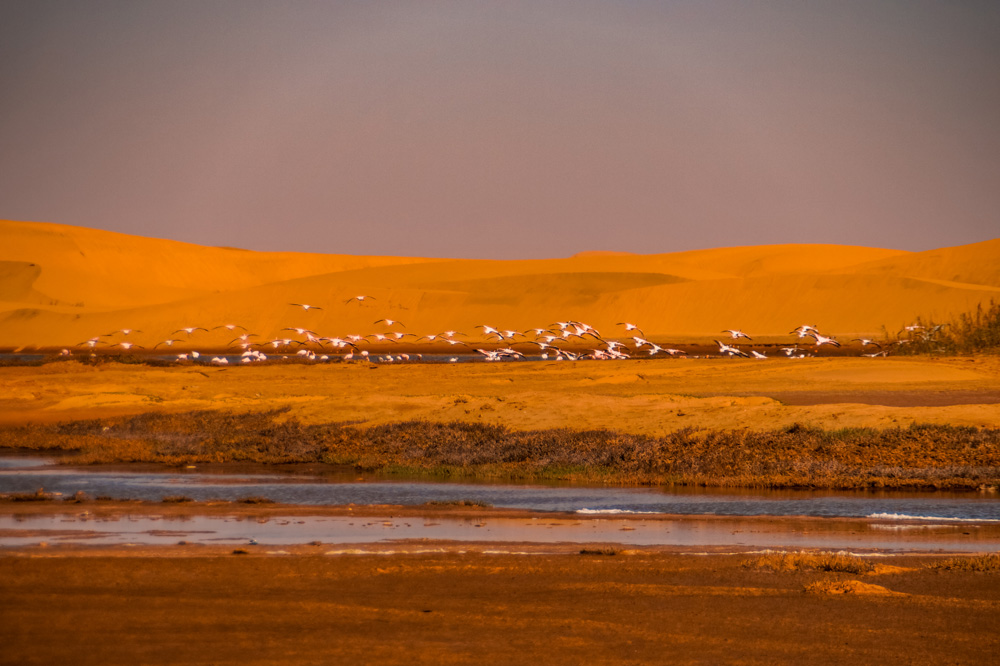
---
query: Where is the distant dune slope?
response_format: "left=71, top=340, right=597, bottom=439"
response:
left=0, top=220, right=997, bottom=348
left=0, top=220, right=436, bottom=310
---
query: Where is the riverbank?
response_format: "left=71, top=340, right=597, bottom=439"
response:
left=2, top=543, right=998, bottom=665
left=2, top=356, right=999, bottom=490
left=4, top=413, right=999, bottom=490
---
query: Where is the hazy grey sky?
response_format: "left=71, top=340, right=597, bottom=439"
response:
left=2, top=1, right=998, bottom=258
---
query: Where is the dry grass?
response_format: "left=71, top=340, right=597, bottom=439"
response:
left=927, top=553, right=1000, bottom=573
left=2, top=409, right=999, bottom=490
left=742, top=551, right=876, bottom=574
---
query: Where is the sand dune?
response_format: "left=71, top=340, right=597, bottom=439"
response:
left=1, top=220, right=997, bottom=349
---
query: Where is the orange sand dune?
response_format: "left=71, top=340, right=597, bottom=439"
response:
left=0, top=220, right=435, bottom=310
left=1, top=220, right=997, bottom=349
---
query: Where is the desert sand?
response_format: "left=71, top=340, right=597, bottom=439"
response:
left=3, top=355, right=999, bottom=434
left=2, top=219, right=999, bottom=349
left=3, top=221, right=1000, bottom=664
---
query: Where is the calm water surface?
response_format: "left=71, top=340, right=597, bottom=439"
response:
left=3, top=455, right=998, bottom=550
left=1, top=455, right=997, bottom=521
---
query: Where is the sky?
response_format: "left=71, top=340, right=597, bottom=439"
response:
left=1, top=1, right=998, bottom=259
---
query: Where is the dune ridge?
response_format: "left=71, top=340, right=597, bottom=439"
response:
left=1, top=220, right=997, bottom=349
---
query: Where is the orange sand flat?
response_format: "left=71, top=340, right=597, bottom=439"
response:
left=3, top=355, right=999, bottom=433
left=2, top=545, right=998, bottom=666
left=2, top=220, right=998, bottom=348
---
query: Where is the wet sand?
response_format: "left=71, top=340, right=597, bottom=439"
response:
left=3, top=541, right=999, bottom=665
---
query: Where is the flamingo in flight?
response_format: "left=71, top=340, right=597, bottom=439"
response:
left=290, top=303, right=323, bottom=311
left=722, top=329, right=752, bottom=341
left=618, top=322, right=645, bottom=337
left=715, top=340, right=749, bottom=358
left=807, top=332, right=841, bottom=348
left=173, top=327, right=208, bottom=336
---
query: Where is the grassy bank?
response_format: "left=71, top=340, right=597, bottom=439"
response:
left=3, top=409, right=999, bottom=490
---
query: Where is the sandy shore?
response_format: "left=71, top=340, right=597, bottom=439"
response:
left=3, top=538, right=998, bottom=665
left=3, top=504, right=999, bottom=664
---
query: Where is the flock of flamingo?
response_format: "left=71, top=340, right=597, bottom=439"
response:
left=61, top=298, right=928, bottom=365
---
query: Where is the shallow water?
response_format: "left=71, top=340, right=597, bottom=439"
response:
left=1, top=456, right=997, bottom=521
left=1, top=512, right=996, bottom=552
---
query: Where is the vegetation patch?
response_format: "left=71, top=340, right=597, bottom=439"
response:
left=2, top=410, right=999, bottom=490
left=742, top=551, right=876, bottom=574
left=0, top=490, right=56, bottom=502
left=891, top=300, right=1000, bottom=354
left=927, top=553, right=1000, bottom=573
left=804, top=580, right=900, bottom=596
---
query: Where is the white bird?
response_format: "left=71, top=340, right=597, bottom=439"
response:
left=291, top=303, right=323, bottom=311
left=153, top=339, right=184, bottom=349
left=114, top=341, right=144, bottom=351
left=476, top=325, right=503, bottom=339
left=374, top=318, right=405, bottom=328
left=103, top=329, right=141, bottom=337
left=790, top=325, right=820, bottom=337
left=345, top=295, right=375, bottom=304
left=617, top=322, right=645, bottom=337
left=715, top=340, right=749, bottom=358
left=632, top=336, right=654, bottom=349
left=807, top=332, right=841, bottom=348
left=212, top=323, right=247, bottom=332
left=173, top=327, right=208, bottom=336
left=722, top=329, right=752, bottom=341
left=852, top=338, right=882, bottom=349
left=229, top=333, right=260, bottom=345
left=751, top=350, right=767, bottom=359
